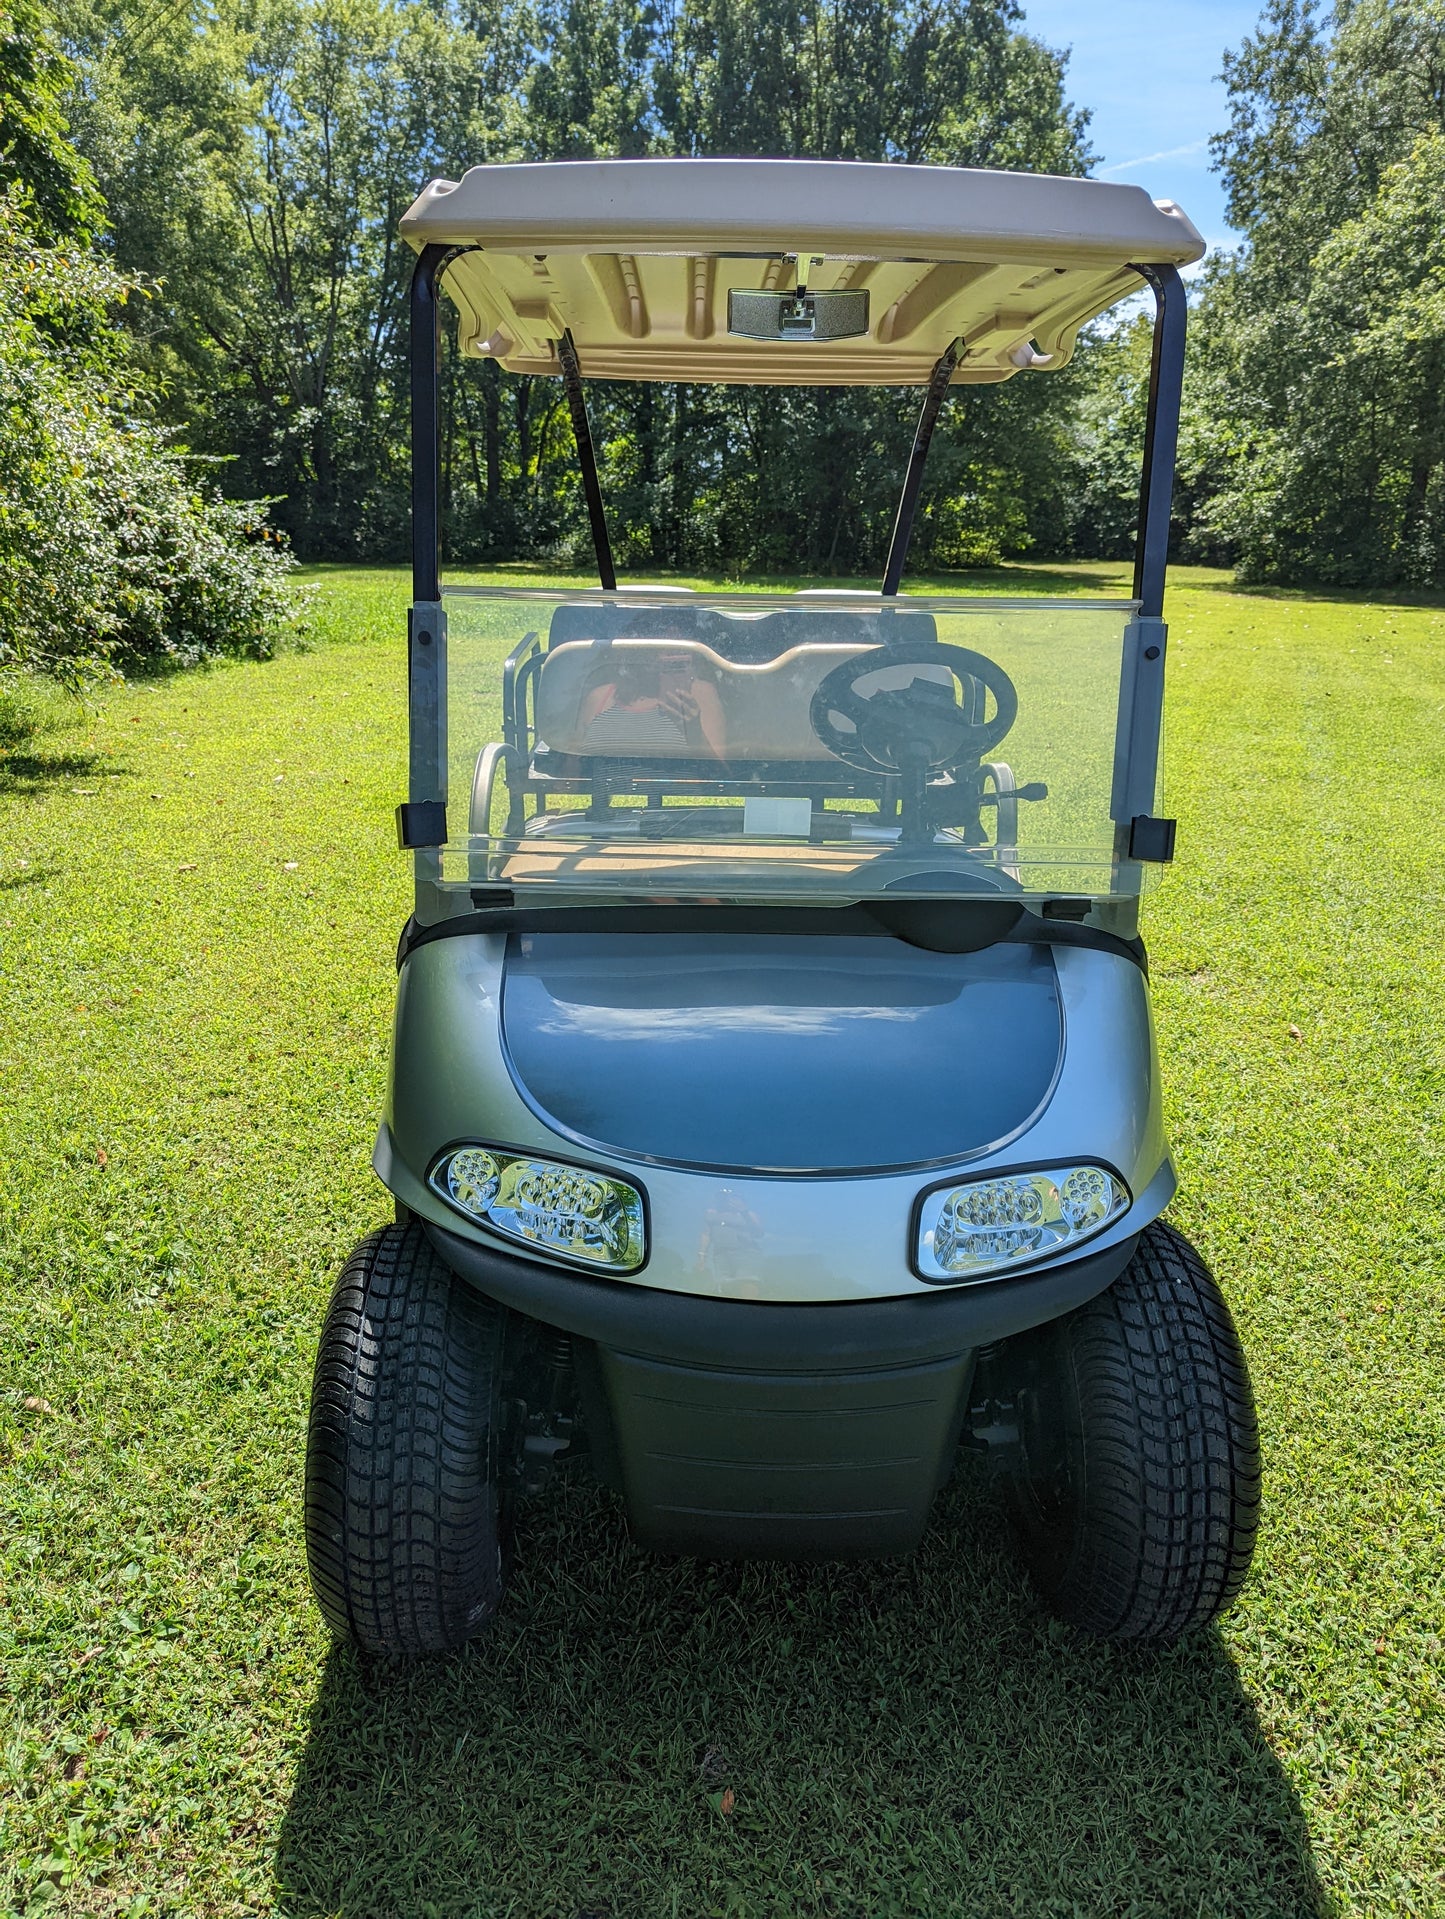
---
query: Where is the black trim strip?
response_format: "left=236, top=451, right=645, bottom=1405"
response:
left=425, top=1219, right=1138, bottom=1371
left=395, top=901, right=1146, bottom=972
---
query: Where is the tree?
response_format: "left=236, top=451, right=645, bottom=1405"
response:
left=0, top=2, right=299, bottom=684
left=634, top=0, right=1094, bottom=575
left=60, top=0, right=509, bottom=554
left=0, top=0, right=104, bottom=235
left=1188, top=0, right=1445, bottom=584
left=54, top=0, right=1097, bottom=573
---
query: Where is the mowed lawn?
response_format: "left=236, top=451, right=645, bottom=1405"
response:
left=1, top=562, right=1443, bottom=1918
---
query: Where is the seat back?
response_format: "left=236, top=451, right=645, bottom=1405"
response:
left=534, top=637, right=956, bottom=763
left=546, top=593, right=702, bottom=650
left=545, top=600, right=938, bottom=661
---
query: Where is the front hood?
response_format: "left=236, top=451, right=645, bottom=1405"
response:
left=499, top=932, right=1062, bottom=1174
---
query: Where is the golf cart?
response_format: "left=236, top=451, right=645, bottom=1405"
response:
left=305, top=159, right=1259, bottom=1655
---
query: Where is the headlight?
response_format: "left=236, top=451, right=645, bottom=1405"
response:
left=916, top=1164, right=1127, bottom=1282
left=430, top=1145, right=646, bottom=1273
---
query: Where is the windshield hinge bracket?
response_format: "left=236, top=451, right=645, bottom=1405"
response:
left=397, top=800, right=448, bottom=849
left=1128, top=815, right=1177, bottom=863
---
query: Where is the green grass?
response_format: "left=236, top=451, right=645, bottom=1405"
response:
left=2, top=562, right=1443, bottom=1917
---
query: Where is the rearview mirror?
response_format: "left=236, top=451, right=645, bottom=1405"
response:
left=727, top=288, right=870, bottom=342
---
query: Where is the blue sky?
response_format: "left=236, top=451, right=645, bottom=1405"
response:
left=1017, top=0, right=1266, bottom=255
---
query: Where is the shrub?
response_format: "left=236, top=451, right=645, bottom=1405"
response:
left=0, top=188, right=303, bottom=687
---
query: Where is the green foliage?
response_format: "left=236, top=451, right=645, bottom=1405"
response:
left=0, top=666, right=75, bottom=747
left=1189, top=0, right=1445, bottom=585
left=655, top=0, right=1088, bottom=171
left=538, top=0, right=1092, bottom=577
left=0, top=0, right=103, bottom=235
left=921, top=469, right=1032, bottom=569
left=0, top=189, right=303, bottom=684
left=1054, top=317, right=1151, bottom=561
left=526, top=0, right=655, bottom=157
left=52, top=0, right=1096, bottom=574
left=58, top=0, right=505, bottom=556
left=26, top=0, right=1445, bottom=593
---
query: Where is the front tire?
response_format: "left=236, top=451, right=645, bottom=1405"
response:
left=304, top=1223, right=508, bottom=1656
left=987, top=1221, right=1260, bottom=1644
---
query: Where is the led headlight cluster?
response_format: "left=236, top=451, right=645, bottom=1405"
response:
left=430, top=1145, right=645, bottom=1273
left=916, top=1164, right=1127, bottom=1282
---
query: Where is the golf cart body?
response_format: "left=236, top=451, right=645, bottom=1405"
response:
left=305, top=161, right=1258, bottom=1643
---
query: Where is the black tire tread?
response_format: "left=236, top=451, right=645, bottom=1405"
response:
left=304, top=1222, right=505, bottom=1655
left=1003, top=1220, right=1260, bottom=1643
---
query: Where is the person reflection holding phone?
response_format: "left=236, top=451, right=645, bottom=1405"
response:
left=578, top=643, right=727, bottom=759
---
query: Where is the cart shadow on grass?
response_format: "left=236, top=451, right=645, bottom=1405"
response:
left=274, top=1468, right=1328, bottom=1919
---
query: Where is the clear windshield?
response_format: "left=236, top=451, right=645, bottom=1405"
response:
left=434, top=587, right=1149, bottom=912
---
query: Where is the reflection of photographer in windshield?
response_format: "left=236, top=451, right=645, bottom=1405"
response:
left=579, top=644, right=726, bottom=759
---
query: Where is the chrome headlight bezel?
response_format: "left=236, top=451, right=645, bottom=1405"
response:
left=428, top=1141, right=647, bottom=1274
left=913, top=1161, right=1130, bottom=1285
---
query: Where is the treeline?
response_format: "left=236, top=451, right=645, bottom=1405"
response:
left=42, top=0, right=1100, bottom=575
left=4, top=0, right=1445, bottom=662
left=1186, top=0, right=1445, bottom=587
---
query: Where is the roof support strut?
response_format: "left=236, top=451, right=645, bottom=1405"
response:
left=410, top=242, right=457, bottom=604
left=881, top=338, right=962, bottom=596
left=1129, top=263, right=1186, bottom=620
left=557, top=329, right=617, bottom=591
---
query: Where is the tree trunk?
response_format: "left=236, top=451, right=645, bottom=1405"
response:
left=484, top=361, right=501, bottom=500
left=639, top=384, right=657, bottom=564
left=667, top=383, right=689, bottom=568
left=516, top=378, right=533, bottom=482
left=458, top=372, right=484, bottom=509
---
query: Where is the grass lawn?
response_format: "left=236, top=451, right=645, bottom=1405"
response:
left=2, top=561, right=1443, bottom=1917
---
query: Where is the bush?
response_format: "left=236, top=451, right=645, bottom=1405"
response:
left=0, top=188, right=303, bottom=686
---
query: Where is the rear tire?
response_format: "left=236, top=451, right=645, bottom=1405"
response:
left=304, top=1222, right=508, bottom=1656
left=988, top=1220, right=1260, bottom=1643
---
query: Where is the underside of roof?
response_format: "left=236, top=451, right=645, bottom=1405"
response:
left=400, top=160, right=1204, bottom=387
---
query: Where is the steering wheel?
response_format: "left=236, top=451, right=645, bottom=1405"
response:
left=809, top=642, right=1018, bottom=778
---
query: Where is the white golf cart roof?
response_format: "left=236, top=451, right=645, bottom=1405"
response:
left=401, top=158, right=1203, bottom=386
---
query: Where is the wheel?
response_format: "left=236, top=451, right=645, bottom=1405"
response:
left=985, top=1221, right=1260, bottom=1644
left=304, top=1221, right=509, bottom=1656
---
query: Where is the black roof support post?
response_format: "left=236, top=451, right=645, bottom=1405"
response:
left=557, top=329, right=618, bottom=591
left=403, top=244, right=468, bottom=864
left=1129, top=262, right=1187, bottom=620
left=410, top=243, right=462, bottom=605
left=881, top=338, right=963, bottom=597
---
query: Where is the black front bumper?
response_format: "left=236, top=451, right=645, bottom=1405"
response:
left=427, top=1222, right=1137, bottom=1559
